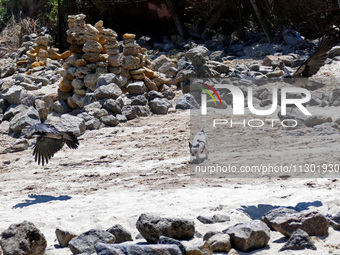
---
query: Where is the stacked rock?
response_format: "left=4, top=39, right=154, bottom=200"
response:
left=59, top=14, right=87, bottom=95
left=97, top=23, right=121, bottom=76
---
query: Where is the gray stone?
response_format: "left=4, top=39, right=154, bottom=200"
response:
left=206, top=233, right=231, bottom=253
left=19, top=82, right=41, bottom=90
left=162, top=89, right=175, bottom=100
left=147, top=91, right=164, bottom=100
left=328, top=212, right=340, bottom=230
left=3, top=85, right=23, bottom=105
left=1, top=62, right=16, bottom=78
left=78, top=113, right=102, bottom=130
left=4, top=139, right=29, bottom=153
left=3, top=104, right=28, bottom=121
left=176, top=94, right=199, bottom=110
left=20, top=91, right=36, bottom=107
left=121, top=106, right=137, bottom=120
left=127, top=81, right=146, bottom=95
left=0, top=221, right=47, bottom=255
left=203, top=231, right=221, bottom=241
left=186, top=46, right=209, bottom=60
left=159, top=236, right=186, bottom=254
left=272, top=211, right=329, bottom=237
left=107, top=224, right=132, bottom=244
left=223, top=220, right=270, bottom=252
left=133, top=105, right=151, bottom=117
left=280, top=229, right=316, bottom=251
left=30, top=76, right=50, bottom=86
left=95, top=242, right=182, bottom=255
left=53, top=100, right=72, bottom=114
left=197, top=214, right=230, bottom=224
left=185, top=241, right=213, bottom=255
left=149, top=98, right=172, bottom=114
left=68, top=229, right=116, bottom=254
left=151, top=55, right=174, bottom=71
left=262, top=207, right=298, bottom=229
left=55, top=228, right=77, bottom=248
left=102, top=99, right=122, bottom=114
left=72, top=78, right=86, bottom=89
left=192, top=54, right=206, bottom=66
left=328, top=46, right=340, bottom=59
left=214, top=64, right=229, bottom=73
left=97, top=73, right=127, bottom=88
left=9, top=106, right=40, bottom=133
left=0, top=98, right=8, bottom=114
left=55, top=114, right=86, bottom=137
left=136, top=213, right=195, bottom=244
left=304, top=115, right=332, bottom=127
left=100, top=115, right=119, bottom=127
left=131, top=95, right=147, bottom=106
left=94, top=84, right=122, bottom=100
left=116, top=114, right=128, bottom=123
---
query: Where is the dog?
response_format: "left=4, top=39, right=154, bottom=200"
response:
left=189, top=122, right=208, bottom=163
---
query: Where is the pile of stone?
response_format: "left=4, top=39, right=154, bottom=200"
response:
left=1, top=208, right=334, bottom=255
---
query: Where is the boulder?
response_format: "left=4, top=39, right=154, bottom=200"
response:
left=304, top=115, right=332, bottom=127
left=68, top=229, right=116, bottom=254
left=133, top=105, right=151, bottom=117
left=55, top=114, right=86, bottom=137
left=197, top=214, right=230, bottom=224
left=100, top=115, right=119, bottom=127
left=77, top=113, right=102, bottom=130
left=55, top=228, right=77, bottom=248
left=3, top=85, right=22, bottom=105
left=159, top=236, right=186, bottom=254
left=223, top=220, right=270, bottom=252
left=102, top=99, right=122, bottom=114
left=127, top=81, right=146, bottom=95
left=95, top=242, right=182, bottom=255
left=121, top=106, right=137, bottom=120
left=9, top=106, right=40, bottom=133
left=4, top=139, right=29, bottom=153
left=94, top=84, right=122, bottom=100
left=176, top=94, right=200, bottom=110
left=272, top=211, right=329, bottom=237
left=149, top=98, right=172, bottom=114
left=206, top=233, right=231, bottom=252
left=185, top=241, right=213, bottom=255
left=136, top=213, right=195, bottom=243
left=280, top=229, right=316, bottom=251
left=262, top=207, right=298, bottom=229
left=151, top=55, right=175, bottom=71
left=0, top=221, right=47, bottom=255
left=107, top=224, right=133, bottom=244
left=186, top=46, right=209, bottom=60
left=53, top=100, right=72, bottom=114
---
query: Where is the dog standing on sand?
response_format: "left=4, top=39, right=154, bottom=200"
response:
left=189, top=122, right=208, bottom=163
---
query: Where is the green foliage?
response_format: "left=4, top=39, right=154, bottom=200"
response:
left=46, top=0, right=60, bottom=28
left=0, top=0, right=9, bottom=25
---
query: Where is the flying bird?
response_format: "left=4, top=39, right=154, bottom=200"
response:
left=293, top=32, right=339, bottom=78
left=27, top=123, right=79, bottom=166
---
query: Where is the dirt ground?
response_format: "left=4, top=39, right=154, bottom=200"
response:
left=1, top=61, right=340, bottom=254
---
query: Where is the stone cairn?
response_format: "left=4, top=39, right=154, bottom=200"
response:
left=59, top=14, right=174, bottom=111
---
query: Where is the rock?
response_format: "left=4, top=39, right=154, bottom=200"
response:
left=223, top=220, right=270, bottom=252
left=278, top=55, right=294, bottom=66
left=84, top=73, right=97, bottom=91
left=176, top=94, right=200, bottom=110
left=304, top=115, right=332, bottom=127
left=197, top=214, right=230, bottom=224
left=131, top=95, right=147, bottom=106
left=19, top=82, right=41, bottom=90
left=0, top=221, right=47, bottom=255
left=53, top=100, right=72, bottom=114
left=127, top=81, right=146, bottom=95
left=102, top=99, right=122, bottom=114
left=206, top=233, right=231, bottom=253
left=1, top=62, right=16, bottom=78
left=162, top=89, right=175, bottom=100
left=121, top=55, right=140, bottom=70
left=4, top=139, right=29, bottom=153
left=35, top=99, right=49, bottom=121
left=185, top=241, right=213, bottom=255
left=214, top=63, right=229, bottom=73
left=83, top=39, right=103, bottom=53
left=100, top=115, right=119, bottom=126
left=107, top=224, right=133, bottom=244
left=3, top=104, right=28, bottom=121
left=328, top=46, right=340, bottom=59
left=95, top=242, right=182, bottom=255
left=203, top=231, right=221, bottom=241
left=116, top=114, right=127, bottom=123
left=159, top=236, right=186, bottom=254
left=68, top=229, right=116, bottom=254
left=55, top=114, right=86, bottom=137
left=136, top=213, right=195, bottom=243
left=280, top=229, right=316, bottom=251
left=144, top=77, right=158, bottom=91
left=9, top=106, right=40, bottom=133
left=209, top=51, right=225, bottom=61
left=97, top=74, right=127, bottom=88
left=186, top=46, right=209, bottom=60
left=149, top=98, right=172, bottom=114
left=121, top=106, right=137, bottom=120
left=192, top=54, right=206, bottom=66
left=262, top=207, right=298, bottom=229
left=3, top=85, right=23, bottom=105
left=77, top=113, right=102, bottom=130
left=55, top=228, right=77, bottom=248
left=151, top=55, right=174, bottom=71
left=272, top=211, right=329, bottom=237
left=94, top=84, right=122, bottom=100
left=0, top=98, right=8, bottom=114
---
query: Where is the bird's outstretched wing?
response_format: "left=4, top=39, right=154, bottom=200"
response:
left=28, top=123, right=61, bottom=136
left=62, top=132, right=79, bottom=150
left=33, top=135, right=64, bottom=166
left=293, top=34, right=338, bottom=78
